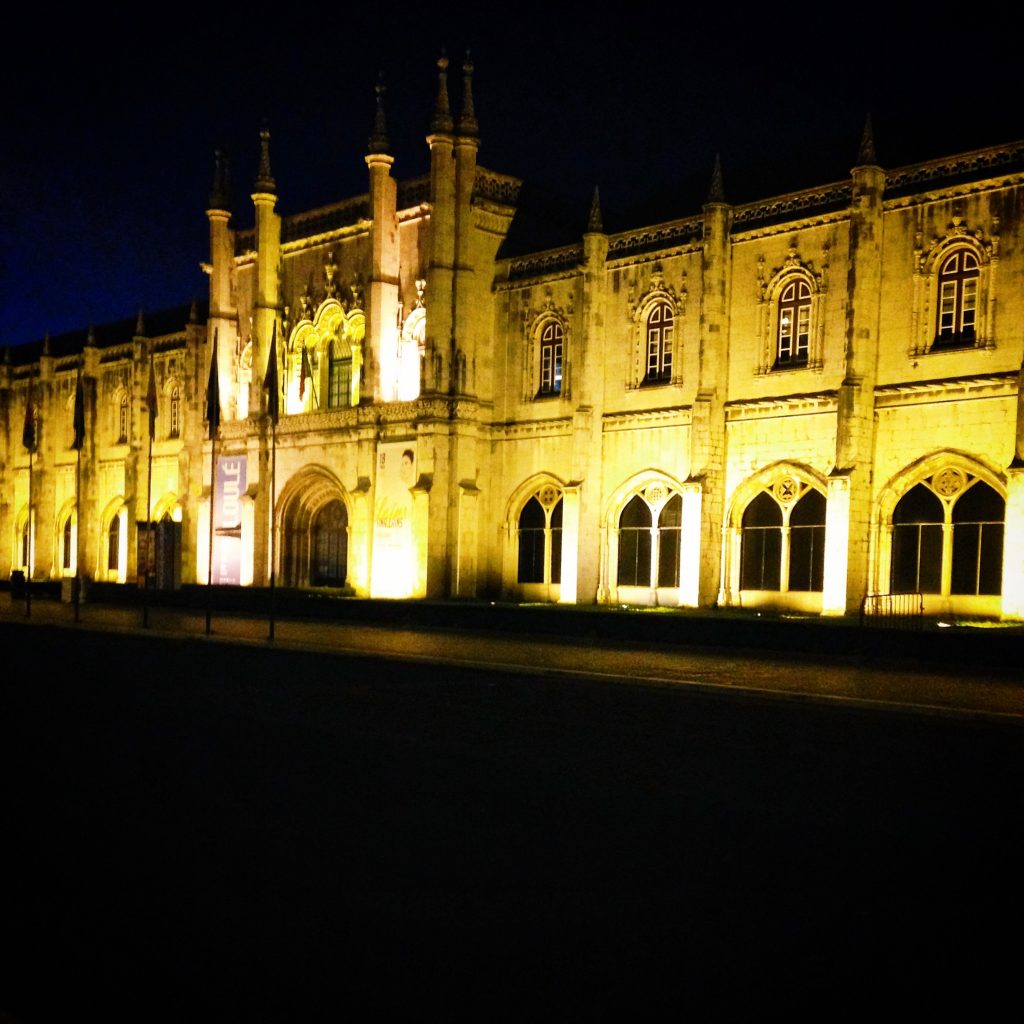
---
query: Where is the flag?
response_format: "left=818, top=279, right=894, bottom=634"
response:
left=22, top=374, right=36, bottom=453
left=264, top=321, right=279, bottom=426
left=146, top=353, right=158, bottom=441
left=71, top=364, right=86, bottom=451
left=206, top=330, right=221, bottom=439
left=299, top=343, right=314, bottom=403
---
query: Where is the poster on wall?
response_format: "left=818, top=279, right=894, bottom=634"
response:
left=213, top=454, right=246, bottom=585
left=371, top=441, right=416, bottom=598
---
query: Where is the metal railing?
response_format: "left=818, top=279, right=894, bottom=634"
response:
left=859, top=592, right=924, bottom=631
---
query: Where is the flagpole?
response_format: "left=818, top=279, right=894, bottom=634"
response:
left=73, top=359, right=84, bottom=624
left=74, top=440, right=81, bottom=624
left=205, top=330, right=221, bottom=637
left=269, top=414, right=276, bottom=641
left=144, top=427, right=153, bottom=628
left=25, top=440, right=32, bottom=620
left=206, top=432, right=216, bottom=636
left=144, top=349, right=157, bottom=629
left=265, top=321, right=280, bottom=642
left=24, top=369, right=34, bottom=619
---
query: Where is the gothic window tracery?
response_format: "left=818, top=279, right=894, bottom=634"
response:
left=739, top=480, right=825, bottom=593
left=517, top=485, right=563, bottom=585
left=616, top=488, right=682, bottom=589
left=890, top=472, right=1004, bottom=595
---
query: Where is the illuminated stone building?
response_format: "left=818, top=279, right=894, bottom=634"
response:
left=4, top=59, right=1024, bottom=620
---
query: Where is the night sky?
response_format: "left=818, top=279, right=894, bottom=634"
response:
left=4, top=7, right=1022, bottom=347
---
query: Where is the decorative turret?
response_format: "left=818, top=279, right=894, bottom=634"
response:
left=457, top=52, right=478, bottom=138
left=253, top=125, right=276, bottom=195
left=586, top=186, right=603, bottom=234
left=135, top=309, right=146, bottom=338
left=368, top=73, right=390, bottom=155
left=431, top=53, right=454, bottom=135
left=856, top=113, right=878, bottom=167
left=208, top=148, right=231, bottom=212
left=706, top=153, right=726, bottom=206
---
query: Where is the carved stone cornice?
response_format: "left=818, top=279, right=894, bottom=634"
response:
left=724, top=390, right=839, bottom=421
left=473, top=167, right=522, bottom=206
left=505, top=245, right=584, bottom=282
left=884, top=142, right=1024, bottom=197
left=601, top=405, right=692, bottom=431
left=874, top=371, right=1016, bottom=408
left=607, top=217, right=703, bottom=260
left=732, top=182, right=851, bottom=230
left=489, top=416, right=572, bottom=440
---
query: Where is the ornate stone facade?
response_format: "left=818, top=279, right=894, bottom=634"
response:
left=4, top=62, right=1024, bottom=619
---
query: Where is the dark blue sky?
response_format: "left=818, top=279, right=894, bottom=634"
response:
left=4, top=6, right=1021, bottom=346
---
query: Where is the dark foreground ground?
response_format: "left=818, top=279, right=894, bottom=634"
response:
left=2, top=621, right=1022, bottom=1020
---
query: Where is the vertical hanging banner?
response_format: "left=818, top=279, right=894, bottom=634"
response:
left=371, top=441, right=416, bottom=598
left=213, top=454, right=246, bottom=584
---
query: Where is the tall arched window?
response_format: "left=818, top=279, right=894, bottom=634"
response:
left=107, top=516, right=120, bottom=575
left=328, top=339, right=352, bottom=409
left=776, top=279, right=811, bottom=366
left=935, top=250, right=979, bottom=348
left=951, top=482, right=1004, bottom=596
left=538, top=321, right=563, bottom=396
left=21, top=518, right=30, bottom=572
left=169, top=386, right=180, bottom=438
left=788, top=489, right=826, bottom=591
left=891, top=484, right=944, bottom=593
left=517, top=490, right=562, bottom=585
left=740, top=492, right=782, bottom=590
left=311, top=500, right=348, bottom=586
left=117, top=393, right=129, bottom=443
left=62, top=515, right=73, bottom=572
left=657, top=494, right=682, bottom=588
left=644, top=303, right=673, bottom=384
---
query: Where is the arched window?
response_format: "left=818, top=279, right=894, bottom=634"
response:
left=891, top=484, right=944, bottom=593
left=935, top=250, right=979, bottom=348
left=657, top=494, right=682, bottom=588
left=538, top=321, right=563, bottom=396
left=117, top=393, right=129, bottom=443
left=741, top=492, right=782, bottom=590
left=311, top=500, right=348, bottom=586
left=62, top=515, right=73, bottom=572
left=21, top=518, right=31, bottom=572
left=169, top=386, right=180, bottom=438
left=776, top=279, right=811, bottom=366
left=516, top=490, right=562, bottom=585
left=107, top=516, right=120, bottom=574
left=328, top=339, right=352, bottom=409
left=951, top=482, right=1004, bottom=595
left=891, top=475, right=1004, bottom=595
left=788, top=489, right=826, bottom=591
left=616, top=491, right=681, bottom=589
left=643, top=303, right=673, bottom=384
left=739, top=482, right=826, bottom=593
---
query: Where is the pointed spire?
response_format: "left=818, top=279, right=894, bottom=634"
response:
left=208, top=148, right=231, bottom=210
left=135, top=308, right=146, bottom=337
left=253, top=124, right=276, bottom=194
left=368, top=73, right=390, bottom=154
left=707, top=154, right=725, bottom=204
left=857, top=113, right=877, bottom=166
left=431, top=52, right=454, bottom=134
left=42, top=333, right=51, bottom=356
left=587, top=186, right=603, bottom=233
left=189, top=297, right=199, bottom=324
left=84, top=326, right=97, bottom=349
left=458, top=51, right=478, bottom=137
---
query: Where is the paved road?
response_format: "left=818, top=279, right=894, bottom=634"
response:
left=2, top=596, right=1023, bottom=1019
left=3, top=593, right=1023, bottom=723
